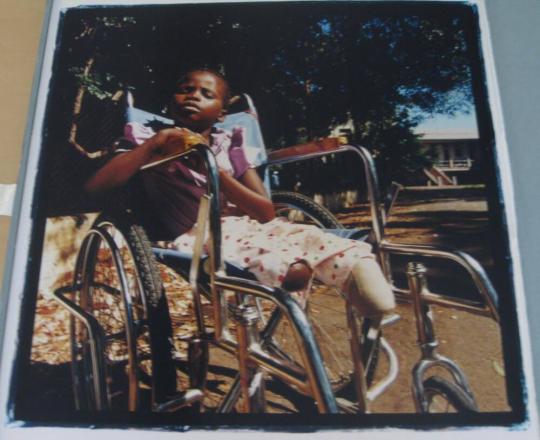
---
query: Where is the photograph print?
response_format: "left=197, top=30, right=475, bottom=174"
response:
left=1, top=0, right=535, bottom=435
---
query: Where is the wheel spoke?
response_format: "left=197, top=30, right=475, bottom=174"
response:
left=71, top=214, right=177, bottom=412
left=91, top=282, right=122, bottom=297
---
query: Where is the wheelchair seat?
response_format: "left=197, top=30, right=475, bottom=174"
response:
left=152, top=227, right=370, bottom=285
left=152, top=246, right=258, bottom=281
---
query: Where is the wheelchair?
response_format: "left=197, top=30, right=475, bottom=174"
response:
left=52, top=91, right=500, bottom=415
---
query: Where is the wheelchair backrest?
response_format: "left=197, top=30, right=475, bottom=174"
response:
left=125, top=92, right=270, bottom=189
left=125, top=93, right=266, bottom=165
left=214, top=94, right=268, bottom=169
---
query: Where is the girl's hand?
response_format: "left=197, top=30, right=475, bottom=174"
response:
left=86, top=127, right=207, bottom=194
left=219, top=168, right=275, bottom=223
left=228, top=127, right=251, bottom=178
left=147, top=127, right=207, bottom=161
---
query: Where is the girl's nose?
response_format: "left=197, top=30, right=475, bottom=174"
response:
left=187, top=89, right=202, bottom=100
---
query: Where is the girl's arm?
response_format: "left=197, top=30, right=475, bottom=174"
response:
left=84, top=128, right=190, bottom=195
left=219, top=168, right=276, bottom=223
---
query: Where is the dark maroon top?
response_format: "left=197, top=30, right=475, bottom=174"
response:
left=117, top=152, right=206, bottom=241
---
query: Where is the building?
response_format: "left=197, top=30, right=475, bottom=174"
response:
left=328, top=116, right=482, bottom=187
left=414, top=127, right=481, bottom=186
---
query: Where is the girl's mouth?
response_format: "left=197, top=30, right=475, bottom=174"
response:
left=181, top=103, right=201, bottom=113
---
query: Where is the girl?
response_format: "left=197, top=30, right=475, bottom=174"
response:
left=85, top=68, right=395, bottom=316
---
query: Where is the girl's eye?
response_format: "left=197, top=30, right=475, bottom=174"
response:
left=203, top=90, right=215, bottom=99
left=176, top=85, right=192, bottom=94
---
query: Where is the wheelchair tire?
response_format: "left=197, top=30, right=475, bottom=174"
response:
left=272, top=191, right=343, bottom=229
left=421, top=376, right=478, bottom=413
left=264, top=192, right=384, bottom=412
left=71, top=212, right=176, bottom=411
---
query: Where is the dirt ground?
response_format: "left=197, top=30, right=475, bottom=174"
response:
left=339, top=187, right=509, bottom=413
left=24, top=186, right=511, bottom=416
left=198, top=186, right=508, bottom=414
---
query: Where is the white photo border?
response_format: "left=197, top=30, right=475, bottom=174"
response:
left=0, top=0, right=538, bottom=438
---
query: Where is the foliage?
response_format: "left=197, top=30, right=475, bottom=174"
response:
left=51, top=3, right=478, bottom=191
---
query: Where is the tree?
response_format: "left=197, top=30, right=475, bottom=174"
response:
left=44, top=3, right=479, bottom=212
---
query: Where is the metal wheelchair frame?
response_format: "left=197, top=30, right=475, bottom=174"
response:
left=262, top=140, right=500, bottom=412
left=52, top=93, right=500, bottom=415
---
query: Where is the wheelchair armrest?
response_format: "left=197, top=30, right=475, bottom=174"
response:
left=267, top=142, right=387, bottom=246
left=383, top=181, right=403, bottom=223
left=380, top=240, right=499, bottom=322
left=266, top=137, right=345, bottom=165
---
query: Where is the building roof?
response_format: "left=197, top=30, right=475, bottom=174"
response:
left=414, top=127, right=479, bottom=141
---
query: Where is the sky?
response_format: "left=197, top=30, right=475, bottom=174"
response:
left=415, top=110, right=478, bottom=134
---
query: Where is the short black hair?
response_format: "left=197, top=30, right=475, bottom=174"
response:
left=175, top=68, right=231, bottom=108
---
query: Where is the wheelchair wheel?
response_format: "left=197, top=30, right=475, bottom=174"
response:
left=420, top=376, right=477, bottom=413
left=70, top=212, right=176, bottom=411
left=264, top=193, right=382, bottom=412
left=272, top=191, right=343, bottom=229
left=263, top=286, right=382, bottom=413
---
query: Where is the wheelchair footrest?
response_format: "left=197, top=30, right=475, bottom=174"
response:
left=153, top=388, right=204, bottom=412
left=335, top=397, right=360, bottom=414
left=381, top=313, right=401, bottom=327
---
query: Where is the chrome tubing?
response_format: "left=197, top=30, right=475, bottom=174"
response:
left=217, top=376, right=242, bottom=413
left=265, top=144, right=386, bottom=247
left=266, top=144, right=390, bottom=279
left=381, top=241, right=499, bottom=322
left=153, top=389, right=204, bottom=412
left=215, top=275, right=339, bottom=413
left=366, top=337, right=399, bottom=402
left=233, top=304, right=268, bottom=413
left=52, top=285, right=109, bottom=411
left=392, top=287, right=495, bottom=318
left=85, top=226, right=141, bottom=410
left=273, top=202, right=345, bottom=230
left=353, top=145, right=385, bottom=246
left=383, top=181, right=404, bottom=224
left=70, top=222, right=96, bottom=410
left=345, top=307, right=368, bottom=413
left=70, top=226, right=118, bottom=411
left=407, top=262, right=476, bottom=412
left=192, top=144, right=230, bottom=341
left=192, top=144, right=222, bottom=271
left=162, top=145, right=228, bottom=341
left=412, top=354, right=476, bottom=413
left=211, top=319, right=313, bottom=393
left=407, top=262, right=438, bottom=359
left=189, top=194, right=211, bottom=337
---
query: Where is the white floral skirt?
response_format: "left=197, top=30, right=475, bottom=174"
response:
left=172, top=216, right=374, bottom=290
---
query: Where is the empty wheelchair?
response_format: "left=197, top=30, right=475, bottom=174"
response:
left=52, top=91, right=500, bottom=414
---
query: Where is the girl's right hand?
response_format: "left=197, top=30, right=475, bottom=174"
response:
left=86, top=127, right=208, bottom=193
left=145, top=127, right=207, bottom=166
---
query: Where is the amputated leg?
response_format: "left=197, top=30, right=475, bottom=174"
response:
left=342, top=258, right=395, bottom=316
left=281, top=260, right=313, bottom=291
left=280, top=260, right=314, bottom=308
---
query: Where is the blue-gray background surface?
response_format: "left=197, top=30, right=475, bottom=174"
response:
left=0, top=0, right=539, bottom=423
left=486, top=0, right=540, bottom=418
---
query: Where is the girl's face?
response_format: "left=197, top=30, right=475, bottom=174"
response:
left=171, top=71, right=226, bottom=133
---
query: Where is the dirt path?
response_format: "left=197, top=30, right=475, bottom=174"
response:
left=338, top=188, right=508, bottom=413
